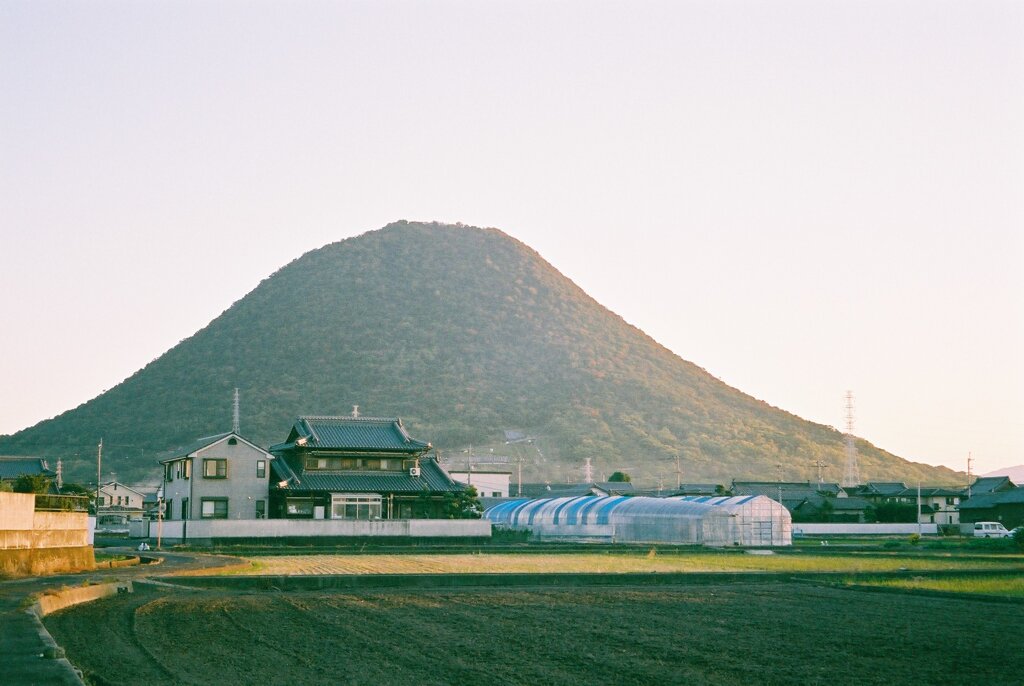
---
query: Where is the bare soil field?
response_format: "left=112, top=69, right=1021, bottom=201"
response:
left=45, top=582, right=1024, bottom=686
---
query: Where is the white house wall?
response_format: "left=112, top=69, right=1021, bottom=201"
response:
left=164, top=436, right=272, bottom=521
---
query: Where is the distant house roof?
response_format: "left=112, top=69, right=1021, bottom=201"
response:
left=157, top=432, right=270, bottom=463
left=673, top=484, right=723, bottom=496
left=0, top=456, right=55, bottom=480
left=959, top=487, right=1024, bottom=510
left=271, top=416, right=431, bottom=454
left=861, top=482, right=909, bottom=496
left=912, top=487, right=964, bottom=497
left=970, top=476, right=1016, bottom=495
left=811, top=494, right=871, bottom=512
left=99, top=481, right=147, bottom=498
left=732, top=482, right=843, bottom=500
left=270, top=456, right=463, bottom=494
left=519, top=482, right=635, bottom=498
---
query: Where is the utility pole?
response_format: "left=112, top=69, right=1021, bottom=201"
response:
left=675, top=453, right=682, bottom=490
left=777, top=464, right=784, bottom=507
left=967, top=452, right=974, bottom=499
left=811, top=459, right=826, bottom=485
left=917, top=481, right=922, bottom=536
left=232, top=388, right=241, bottom=434
left=95, top=439, right=103, bottom=517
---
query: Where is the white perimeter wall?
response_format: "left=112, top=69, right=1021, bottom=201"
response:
left=146, top=518, right=491, bottom=540
left=794, top=523, right=939, bottom=535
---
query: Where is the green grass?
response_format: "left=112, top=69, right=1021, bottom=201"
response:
left=849, top=574, right=1024, bottom=597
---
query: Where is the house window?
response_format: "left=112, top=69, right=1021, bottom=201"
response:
left=201, top=498, right=228, bottom=519
left=165, top=464, right=173, bottom=482
left=181, top=498, right=189, bottom=520
left=183, top=460, right=191, bottom=480
left=97, top=496, right=105, bottom=507
left=203, top=458, right=227, bottom=479
left=331, top=494, right=382, bottom=520
left=255, top=500, right=266, bottom=519
left=256, top=460, right=266, bottom=479
left=285, top=498, right=314, bottom=518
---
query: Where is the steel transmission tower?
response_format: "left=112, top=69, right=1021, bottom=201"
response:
left=842, top=390, right=860, bottom=487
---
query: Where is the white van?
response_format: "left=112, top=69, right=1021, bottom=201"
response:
left=973, top=521, right=1011, bottom=538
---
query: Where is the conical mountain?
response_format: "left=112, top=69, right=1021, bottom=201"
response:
left=1, top=221, right=961, bottom=486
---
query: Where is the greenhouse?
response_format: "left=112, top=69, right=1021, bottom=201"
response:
left=485, top=495, right=791, bottom=547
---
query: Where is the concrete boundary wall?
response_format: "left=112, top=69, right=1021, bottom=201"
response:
left=0, top=493, right=94, bottom=576
left=149, top=518, right=491, bottom=543
left=794, top=523, right=939, bottom=536
left=0, top=493, right=90, bottom=549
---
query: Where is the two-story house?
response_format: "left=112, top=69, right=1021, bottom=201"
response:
left=268, top=416, right=466, bottom=520
left=159, top=432, right=275, bottom=521
left=96, top=481, right=147, bottom=527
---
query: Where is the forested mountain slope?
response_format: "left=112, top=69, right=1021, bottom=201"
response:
left=0, top=222, right=961, bottom=486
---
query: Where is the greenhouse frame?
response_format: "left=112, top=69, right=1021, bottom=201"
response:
left=485, top=495, right=791, bottom=547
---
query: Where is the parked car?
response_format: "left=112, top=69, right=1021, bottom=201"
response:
left=1008, top=526, right=1023, bottom=538
left=973, top=521, right=1011, bottom=538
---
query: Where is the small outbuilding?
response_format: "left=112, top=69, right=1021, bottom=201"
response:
left=485, top=495, right=791, bottom=547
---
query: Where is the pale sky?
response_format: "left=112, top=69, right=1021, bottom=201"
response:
left=1, top=1, right=1021, bottom=476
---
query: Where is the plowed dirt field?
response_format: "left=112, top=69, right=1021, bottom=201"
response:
left=45, top=582, right=1024, bottom=685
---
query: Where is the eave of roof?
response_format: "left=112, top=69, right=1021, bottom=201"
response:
left=269, top=458, right=463, bottom=494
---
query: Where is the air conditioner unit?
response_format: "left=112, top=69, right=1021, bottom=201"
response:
left=409, top=467, right=421, bottom=477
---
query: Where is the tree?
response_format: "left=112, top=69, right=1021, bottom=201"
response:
left=608, top=471, right=632, bottom=483
left=1013, top=526, right=1024, bottom=550
left=443, top=485, right=483, bottom=519
left=12, top=473, right=51, bottom=494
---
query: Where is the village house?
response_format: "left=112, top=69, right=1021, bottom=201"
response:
left=159, top=432, right=275, bottom=521
left=447, top=469, right=512, bottom=498
left=732, top=481, right=870, bottom=522
left=268, top=416, right=466, bottom=520
left=913, top=487, right=962, bottom=525
left=0, top=456, right=56, bottom=488
left=959, top=485, right=1024, bottom=529
left=96, top=481, right=147, bottom=527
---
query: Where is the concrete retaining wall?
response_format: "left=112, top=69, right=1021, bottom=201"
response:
left=33, top=581, right=133, bottom=617
left=794, top=523, right=939, bottom=536
left=0, top=546, right=95, bottom=577
left=149, top=518, right=491, bottom=543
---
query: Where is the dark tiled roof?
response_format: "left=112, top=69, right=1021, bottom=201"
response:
left=270, top=457, right=462, bottom=494
left=674, top=484, right=724, bottom=496
left=911, top=487, right=964, bottom=497
left=970, top=476, right=1016, bottom=494
left=959, top=487, right=1024, bottom=509
left=733, top=483, right=826, bottom=500
left=0, top=457, right=54, bottom=479
left=863, top=482, right=910, bottom=496
left=518, top=482, right=635, bottom=498
left=273, top=416, right=431, bottom=453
